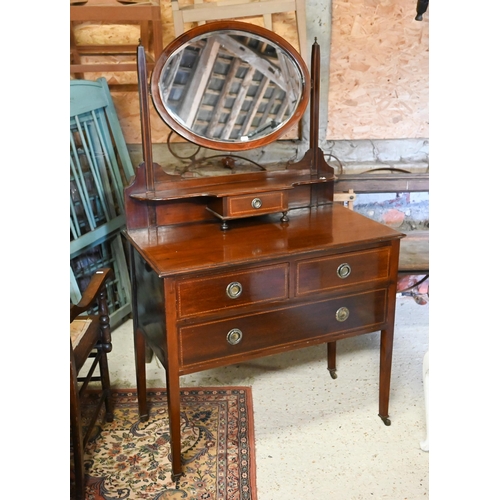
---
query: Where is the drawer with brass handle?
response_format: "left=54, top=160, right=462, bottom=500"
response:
left=296, top=247, right=391, bottom=295
left=179, top=289, right=387, bottom=369
left=177, top=263, right=288, bottom=318
left=206, top=191, right=288, bottom=219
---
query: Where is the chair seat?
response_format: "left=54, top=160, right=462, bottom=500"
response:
left=70, top=319, right=92, bottom=348
left=71, top=315, right=101, bottom=372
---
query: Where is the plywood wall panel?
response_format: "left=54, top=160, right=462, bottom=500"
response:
left=327, top=0, right=429, bottom=140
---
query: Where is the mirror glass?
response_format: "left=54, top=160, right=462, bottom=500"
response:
left=151, top=23, right=309, bottom=150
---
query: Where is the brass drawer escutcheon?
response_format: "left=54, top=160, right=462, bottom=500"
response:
left=337, top=263, right=351, bottom=279
left=251, top=198, right=263, bottom=209
left=226, top=281, right=243, bottom=299
left=227, top=328, right=243, bottom=345
left=335, top=306, right=350, bottom=322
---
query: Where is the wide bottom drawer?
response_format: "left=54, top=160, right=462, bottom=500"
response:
left=179, top=289, right=387, bottom=368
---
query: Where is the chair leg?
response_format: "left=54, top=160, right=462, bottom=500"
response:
left=97, top=283, right=113, bottom=422
left=70, top=348, right=86, bottom=500
left=98, top=348, right=114, bottom=423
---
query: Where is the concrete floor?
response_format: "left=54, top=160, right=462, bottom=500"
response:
left=108, top=295, right=429, bottom=499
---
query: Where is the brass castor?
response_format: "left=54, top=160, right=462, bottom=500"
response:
left=328, top=369, right=337, bottom=379
left=172, top=471, right=184, bottom=484
left=379, top=414, right=391, bottom=426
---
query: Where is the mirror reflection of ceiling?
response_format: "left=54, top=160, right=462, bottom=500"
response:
left=156, top=30, right=304, bottom=144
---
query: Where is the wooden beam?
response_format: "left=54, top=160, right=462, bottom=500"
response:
left=334, top=173, right=429, bottom=194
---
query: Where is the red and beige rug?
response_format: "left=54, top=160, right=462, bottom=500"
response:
left=73, top=387, right=257, bottom=499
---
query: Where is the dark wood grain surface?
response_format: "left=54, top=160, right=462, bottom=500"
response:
left=125, top=205, right=403, bottom=276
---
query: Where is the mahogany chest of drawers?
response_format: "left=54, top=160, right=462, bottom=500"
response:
left=124, top=205, right=403, bottom=478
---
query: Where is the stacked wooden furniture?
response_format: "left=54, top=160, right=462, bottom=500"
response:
left=170, top=0, right=308, bottom=56
left=123, top=21, right=404, bottom=480
left=70, top=0, right=163, bottom=81
left=70, top=78, right=134, bottom=327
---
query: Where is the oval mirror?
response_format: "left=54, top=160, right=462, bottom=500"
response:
left=150, top=21, right=310, bottom=151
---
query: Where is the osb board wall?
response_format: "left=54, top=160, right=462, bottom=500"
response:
left=72, top=0, right=302, bottom=144
left=327, top=0, right=429, bottom=140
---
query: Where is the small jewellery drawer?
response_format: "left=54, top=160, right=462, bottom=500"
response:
left=227, top=191, right=287, bottom=217
left=207, top=191, right=288, bottom=219
left=179, top=289, right=387, bottom=368
left=296, top=247, right=391, bottom=296
left=177, top=263, right=288, bottom=318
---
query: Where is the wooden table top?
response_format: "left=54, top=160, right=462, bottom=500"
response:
left=124, top=205, right=404, bottom=277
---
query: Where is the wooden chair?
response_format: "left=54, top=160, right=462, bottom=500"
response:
left=170, top=0, right=308, bottom=57
left=70, top=0, right=164, bottom=82
left=70, top=268, right=114, bottom=500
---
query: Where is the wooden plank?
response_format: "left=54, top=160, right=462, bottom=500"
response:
left=178, top=0, right=297, bottom=24
left=178, top=37, right=221, bottom=127
left=399, top=231, right=429, bottom=272
left=221, top=66, right=257, bottom=139
left=214, top=34, right=289, bottom=91
left=241, top=76, right=270, bottom=136
left=334, top=173, right=429, bottom=194
left=207, top=59, right=243, bottom=136
left=71, top=62, right=152, bottom=73
left=70, top=3, right=162, bottom=22
left=73, top=44, right=139, bottom=55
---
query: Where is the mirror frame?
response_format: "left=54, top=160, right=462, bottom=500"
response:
left=150, top=21, right=310, bottom=152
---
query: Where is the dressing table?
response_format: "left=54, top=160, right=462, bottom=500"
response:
left=123, top=21, right=403, bottom=481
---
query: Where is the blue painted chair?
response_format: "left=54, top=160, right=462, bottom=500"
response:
left=70, top=78, right=134, bottom=327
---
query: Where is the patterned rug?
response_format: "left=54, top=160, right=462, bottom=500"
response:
left=72, top=387, right=257, bottom=499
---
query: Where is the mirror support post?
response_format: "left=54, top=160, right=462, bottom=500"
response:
left=137, top=44, right=155, bottom=192
left=309, top=39, right=320, bottom=177
left=307, top=39, right=333, bottom=180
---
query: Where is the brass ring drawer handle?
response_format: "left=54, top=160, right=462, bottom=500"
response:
left=226, top=281, right=243, bottom=299
left=337, top=263, right=351, bottom=279
left=335, top=306, right=350, bottom=322
left=227, top=328, right=243, bottom=345
left=251, top=198, right=263, bottom=209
